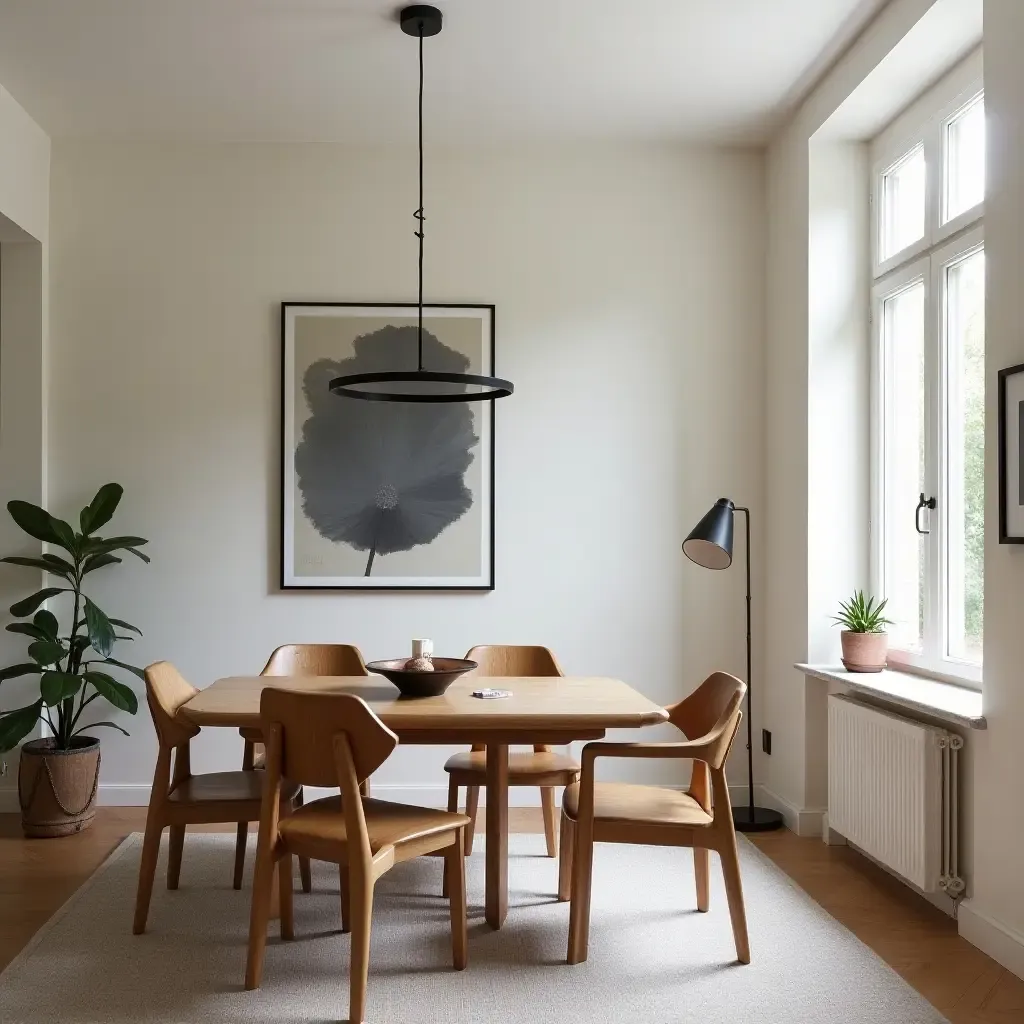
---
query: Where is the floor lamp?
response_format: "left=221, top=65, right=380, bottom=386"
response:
left=682, top=498, right=783, bottom=833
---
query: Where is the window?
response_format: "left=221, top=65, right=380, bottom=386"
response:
left=871, top=81, right=984, bottom=687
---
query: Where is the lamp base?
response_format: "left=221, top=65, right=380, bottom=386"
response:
left=732, top=805, right=785, bottom=833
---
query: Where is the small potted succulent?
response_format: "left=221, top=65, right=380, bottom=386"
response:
left=833, top=590, right=892, bottom=673
left=0, top=484, right=148, bottom=837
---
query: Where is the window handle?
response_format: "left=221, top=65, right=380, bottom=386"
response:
left=915, top=493, right=937, bottom=535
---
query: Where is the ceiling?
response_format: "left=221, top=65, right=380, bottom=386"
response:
left=0, top=0, right=889, bottom=144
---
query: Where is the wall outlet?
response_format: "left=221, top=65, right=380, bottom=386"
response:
left=761, top=729, right=772, bottom=755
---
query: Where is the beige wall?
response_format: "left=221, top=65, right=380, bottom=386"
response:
left=47, top=141, right=766, bottom=804
left=958, top=0, right=1024, bottom=978
left=0, top=85, right=49, bottom=797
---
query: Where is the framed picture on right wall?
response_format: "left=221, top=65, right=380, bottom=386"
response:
left=998, top=362, right=1024, bottom=542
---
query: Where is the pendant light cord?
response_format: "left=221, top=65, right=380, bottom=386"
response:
left=414, top=25, right=425, bottom=371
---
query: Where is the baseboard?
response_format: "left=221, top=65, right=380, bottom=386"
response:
left=729, top=784, right=825, bottom=837
left=959, top=900, right=1024, bottom=980
left=93, top=782, right=548, bottom=808
left=5, top=781, right=823, bottom=829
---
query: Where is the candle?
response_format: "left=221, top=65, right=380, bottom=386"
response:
left=411, top=638, right=433, bottom=659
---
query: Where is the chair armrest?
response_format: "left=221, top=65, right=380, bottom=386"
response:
left=581, top=741, right=712, bottom=765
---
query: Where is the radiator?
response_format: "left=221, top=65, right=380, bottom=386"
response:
left=827, top=694, right=964, bottom=897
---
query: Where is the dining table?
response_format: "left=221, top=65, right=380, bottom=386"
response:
left=181, top=673, right=668, bottom=928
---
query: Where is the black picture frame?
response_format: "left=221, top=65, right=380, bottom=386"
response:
left=998, top=361, right=1024, bottom=543
left=279, top=301, right=497, bottom=590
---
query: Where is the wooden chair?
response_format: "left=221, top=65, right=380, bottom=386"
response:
left=234, top=643, right=369, bottom=893
left=245, top=689, right=469, bottom=1024
left=133, top=661, right=302, bottom=935
left=443, top=646, right=579, bottom=859
left=559, top=671, right=750, bottom=966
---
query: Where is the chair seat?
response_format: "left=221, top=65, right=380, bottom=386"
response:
left=562, top=782, right=713, bottom=828
left=443, top=750, right=580, bottom=781
left=168, top=771, right=298, bottom=805
left=280, top=796, right=470, bottom=857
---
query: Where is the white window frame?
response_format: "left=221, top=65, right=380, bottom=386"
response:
left=870, top=70, right=984, bottom=690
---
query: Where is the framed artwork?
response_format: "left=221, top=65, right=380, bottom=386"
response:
left=998, top=362, right=1024, bottom=543
left=281, top=302, right=495, bottom=589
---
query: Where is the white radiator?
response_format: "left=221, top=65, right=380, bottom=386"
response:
left=827, top=694, right=964, bottom=897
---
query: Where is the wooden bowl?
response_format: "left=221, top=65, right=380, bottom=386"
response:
left=366, top=658, right=478, bottom=698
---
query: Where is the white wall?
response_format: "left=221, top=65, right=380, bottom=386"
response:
left=0, top=85, right=49, bottom=797
left=764, top=0, right=960, bottom=825
left=0, top=85, right=49, bottom=244
left=959, top=0, right=1024, bottom=979
left=47, top=142, right=766, bottom=803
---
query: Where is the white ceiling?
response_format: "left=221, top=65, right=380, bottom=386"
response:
left=0, top=0, right=889, bottom=144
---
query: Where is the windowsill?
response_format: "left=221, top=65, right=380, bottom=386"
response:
left=796, top=663, right=986, bottom=730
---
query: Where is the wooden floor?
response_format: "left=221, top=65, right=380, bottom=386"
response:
left=0, top=809, right=1021, bottom=1022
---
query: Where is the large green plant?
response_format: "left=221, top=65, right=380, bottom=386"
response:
left=0, top=484, right=148, bottom=752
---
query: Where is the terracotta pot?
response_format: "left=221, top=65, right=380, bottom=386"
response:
left=18, top=737, right=101, bottom=838
left=840, top=631, right=888, bottom=673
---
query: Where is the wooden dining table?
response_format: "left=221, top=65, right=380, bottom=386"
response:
left=181, top=673, right=667, bottom=928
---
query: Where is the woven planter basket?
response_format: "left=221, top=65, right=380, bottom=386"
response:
left=18, top=737, right=101, bottom=838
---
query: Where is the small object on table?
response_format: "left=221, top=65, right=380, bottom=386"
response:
left=471, top=688, right=512, bottom=699
left=406, top=638, right=435, bottom=672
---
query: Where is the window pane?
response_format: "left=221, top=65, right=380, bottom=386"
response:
left=945, top=248, right=985, bottom=665
left=882, top=281, right=926, bottom=652
left=881, top=145, right=926, bottom=261
left=946, top=95, right=985, bottom=221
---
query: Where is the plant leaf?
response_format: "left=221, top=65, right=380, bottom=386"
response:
left=0, top=555, right=72, bottom=579
left=84, top=599, right=116, bottom=659
left=74, top=720, right=129, bottom=738
left=82, top=552, right=122, bottom=575
left=7, top=501, right=68, bottom=547
left=40, top=671, right=81, bottom=706
left=28, top=639, right=64, bottom=666
left=103, top=657, right=146, bottom=681
left=32, top=610, right=59, bottom=639
left=108, top=618, right=142, bottom=636
left=10, top=587, right=65, bottom=618
left=0, top=701, right=42, bottom=752
left=125, top=548, right=151, bottom=564
left=0, top=662, right=43, bottom=682
left=79, top=483, right=123, bottom=536
left=84, top=671, right=138, bottom=714
left=5, top=623, right=49, bottom=641
left=81, top=536, right=148, bottom=557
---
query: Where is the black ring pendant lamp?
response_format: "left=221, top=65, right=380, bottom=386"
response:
left=329, top=5, right=514, bottom=404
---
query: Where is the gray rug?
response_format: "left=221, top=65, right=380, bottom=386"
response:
left=0, top=832, right=947, bottom=1023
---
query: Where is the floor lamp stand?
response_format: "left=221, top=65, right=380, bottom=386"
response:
left=732, top=506, right=784, bottom=834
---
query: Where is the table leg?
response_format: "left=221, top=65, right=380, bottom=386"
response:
left=485, top=743, right=509, bottom=929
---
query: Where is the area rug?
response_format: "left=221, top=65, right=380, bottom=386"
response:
left=0, top=832, right=947, bottom=1023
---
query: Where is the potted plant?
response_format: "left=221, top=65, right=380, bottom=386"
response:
left=833, top=590, right=892, bottom=673
left=0, top=484, right=148, bottom=836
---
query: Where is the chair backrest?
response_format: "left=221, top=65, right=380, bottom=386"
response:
left=144, top=662, right=201, bottom=748
left=259, top=688, right=398, bottom=789
left=261, top=644, right=368, bottom=677
left=465, top=645, right=562, bottom=677
left=667, top=671, right=746, bottom=770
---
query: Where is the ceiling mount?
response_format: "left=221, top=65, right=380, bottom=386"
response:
left=399, top=5, right=443, bottom=39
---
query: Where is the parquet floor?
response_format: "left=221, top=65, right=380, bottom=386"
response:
left=0, top=808, right=1020, bottom=1022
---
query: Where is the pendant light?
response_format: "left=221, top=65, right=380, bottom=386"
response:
left=330, top=5, right=514, bottom=404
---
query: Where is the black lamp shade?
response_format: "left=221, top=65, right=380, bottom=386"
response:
left=682, top=498, right=735, bottom=570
